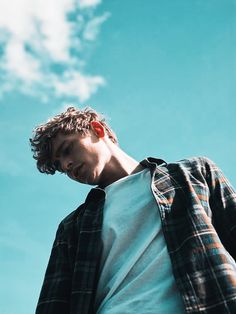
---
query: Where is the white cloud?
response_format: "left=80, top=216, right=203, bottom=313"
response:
left=79, top=0, right=101, bottom=9
left=52, top=70, right=105, bottom=102
left=0, top=0, right=109, bottom=102
left=83, top=12, right=111, bottom=41
left=3, top=38, right=42, bottom=82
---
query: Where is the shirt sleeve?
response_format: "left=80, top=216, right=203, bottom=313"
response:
left=36, top=222, right=71, bottom=314
left=200, top=157, right=236, bottom=260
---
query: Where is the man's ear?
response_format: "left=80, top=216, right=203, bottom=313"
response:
left=90, top=121, right=105, bottom=138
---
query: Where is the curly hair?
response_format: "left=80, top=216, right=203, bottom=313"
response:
left=30, top=106, right=118, bottom=175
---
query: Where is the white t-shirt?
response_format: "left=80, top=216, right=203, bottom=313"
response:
left=95, top=168, right=185, bottom=313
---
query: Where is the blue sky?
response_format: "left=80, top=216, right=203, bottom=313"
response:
left=0, top=1, right=236, bottom=313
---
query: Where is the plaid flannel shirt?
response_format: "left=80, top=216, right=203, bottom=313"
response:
left=36, top=157, right=236, bottom=314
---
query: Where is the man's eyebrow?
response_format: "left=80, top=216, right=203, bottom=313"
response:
left=55, top=140, right=66, bottom=158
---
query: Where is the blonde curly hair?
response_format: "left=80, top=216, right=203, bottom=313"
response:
left=30, top=106, right=118, bottom=174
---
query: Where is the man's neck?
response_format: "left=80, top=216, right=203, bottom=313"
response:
left=99, top=146, right=144, bottom=188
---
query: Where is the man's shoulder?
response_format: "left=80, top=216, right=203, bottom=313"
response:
left=160, top=156, right=218, bottom=181
left=145, top=156, right=214, bottom=169
left=167, top=156, right=215, bottom=171
left=56, top=203, right=85, bottom=236
left=143, top=156, right=216, bottom=179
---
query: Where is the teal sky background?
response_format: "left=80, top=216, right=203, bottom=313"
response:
left=0, top=1, right=236, bottom=313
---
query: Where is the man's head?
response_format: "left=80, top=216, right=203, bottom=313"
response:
left=30, top=106, right=118, bottom=184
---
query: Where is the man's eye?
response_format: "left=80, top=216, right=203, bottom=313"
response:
left=62, top=142, right=73, bottom=156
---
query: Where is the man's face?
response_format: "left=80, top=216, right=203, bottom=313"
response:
left=51, top=130, right=111, bottom=185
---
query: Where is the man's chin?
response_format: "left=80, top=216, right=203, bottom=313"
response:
left=70, top=171, right=101, bottom=186
left=79, top=174, right=98, bottom=186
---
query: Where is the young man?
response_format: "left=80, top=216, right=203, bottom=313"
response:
left=30, top=106, right=236, bottom=314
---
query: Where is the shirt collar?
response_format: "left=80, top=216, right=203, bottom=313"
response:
left=140, top=157, right=167, bottom=170
left=86, top=157, right=167, bottom=203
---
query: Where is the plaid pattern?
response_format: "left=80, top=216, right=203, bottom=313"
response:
left=36, top=157, right=236, bottom=314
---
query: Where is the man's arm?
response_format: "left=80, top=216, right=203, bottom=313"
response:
left=36, top=222, right=71, bottom=314
left=200, top=157, right=236, bottom=260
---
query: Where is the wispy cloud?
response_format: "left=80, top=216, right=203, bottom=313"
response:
left=0, top=220, right=47, bottom=259
left=79, top=0, right=101, bottom=9
left=83, top=12, right=110, bottom=41
left=0, top=0, right=109, bottom=102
